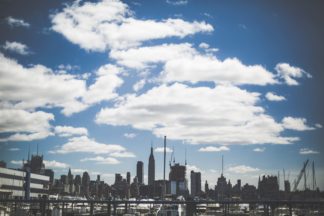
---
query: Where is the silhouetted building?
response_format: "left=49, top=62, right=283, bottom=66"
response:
left=0, top=161, right=6, bottom=168
left=148, top=146, right=155, bottom=186
left=258, top=175, right=279, bottom=199
left=242, top=184, right=257, bottom=200
left=44, top=169, right=54, bottom=186
left=284, top=180, right=291, bottom=193
left=215, top=173, right=229, bottom=200
left=137, top=161, right=144, bottom=184
left=169, top=163, right=188, bottom=196
left=127, top=172, right=131, bottom=184
left=82, top=171, right=90, bottom=197
left=130, top=177, right=139, bottom=198
left=190, top=171, right=201, bottom=197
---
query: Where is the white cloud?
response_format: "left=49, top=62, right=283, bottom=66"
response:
left=11, top=160, right=23, bottom=165
left=253, top=147, right=265, bottom=152
left=155, top=147, right=173, bottom=153
left=186, top=164, right=203, bottom=173
left=299, top=148, right=319, bottom=155
left=282, top=117, right=314, bottom=131
left=0, top=54, right=123, bottom=116
left=110, top=43, right=276, bottom=85
left=228, top=165, right=260, bottom=174
left=199, top=42, right=209, bottom=49
left=133, top=79, right=146, bottom=92
left=124, top=133, right=137, bottom=139
left=253, top=148, right=265, bottom=152
left=198, top=146, right=230, bottom=152
left=265, top=92, right=286, bottom=101
left=96, top=83, right=298, bottom=145
left=50, top=136, right=127, bottom=154
left=8, top=148, right=20, bottom=151
left=82, top=64, right=123, bottom=105
left=110, top=43, right=196, bottom=69
left=54, top=126, right=88, bottom=137
left=51, top=0, right=212, bottom=51
left=80, top=156, right=120, bottom=164
left=275, top=63, right=312, bottom=86
left=2, top=41, right=31, bottom=55
left=0, top=109, right=54, bottom=142
left=166, top=0, right=188, bottom=6
left=110, top=151, right=136, bottom=158
left=43, top=160, right=69, bottom=169
left=6, top=17, right=30, bottom=28
left=0, top=53, right=87, bottom=116
left=315, top=123, right=322, bottom=128
left=161, top=55, right=276, bottom=85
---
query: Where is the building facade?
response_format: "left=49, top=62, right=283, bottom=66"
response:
left=0, top=167, right=49, bottom=199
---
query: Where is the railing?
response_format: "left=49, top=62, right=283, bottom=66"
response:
left=0, top=199, right=323, bottom=216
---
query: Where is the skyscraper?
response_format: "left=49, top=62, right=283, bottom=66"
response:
left=190, top=171, right=201, bottom=196
left=136, top=161, right=144, bottom=184
left=148, top=146, right=155, bottom=186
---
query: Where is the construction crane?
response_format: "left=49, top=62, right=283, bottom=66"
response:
left=312, top=161, right=317, bottom=190
left=293, top=159, right=309, bottom=191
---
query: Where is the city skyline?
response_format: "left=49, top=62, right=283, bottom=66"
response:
left=1, top=0, right=324, bottom=191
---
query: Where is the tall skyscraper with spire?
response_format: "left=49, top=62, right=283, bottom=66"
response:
left=148, top=145, right=155, bottom=186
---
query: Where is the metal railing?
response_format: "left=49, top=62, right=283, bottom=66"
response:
left=0, top=199, right=323, bottom=216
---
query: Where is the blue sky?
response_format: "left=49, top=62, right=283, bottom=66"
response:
left=0, top=0, right=323, bottom=190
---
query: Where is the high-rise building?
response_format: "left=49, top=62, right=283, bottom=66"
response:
left=137, top=161, right=144, bottom=184
left=190, top=171, right=201, bottom=197
left=126, top=172, right=131, bottom=184
left=169, top=163, right=188, bottom=196
left=148, top=146, right=155, bottom=186
left=82, top=171, right=90, bottom=197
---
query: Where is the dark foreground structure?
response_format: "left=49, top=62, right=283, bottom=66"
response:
left=0, top=199, right=323, bottom=216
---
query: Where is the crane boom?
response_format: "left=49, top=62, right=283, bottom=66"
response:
left=293, top=159, right=309, bottom=191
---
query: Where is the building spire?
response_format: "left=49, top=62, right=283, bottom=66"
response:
left=185, top=146, right=187, bottom=166
left=37, top=143, right=39, bottom=156
left=221, top=155, right=224, bottom=176
left=27, top=144, right=30, bottom=162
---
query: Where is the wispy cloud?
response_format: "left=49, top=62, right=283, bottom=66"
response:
left=54, top=125, right=88, bottom=137
left=228, top=165, right=260, bottom=174
left=124, top=133, right=137, bottom=139
left=299, top=148, right=319, bottom=155
left=80, top=156, right=120, bottom=164
left=155, top=147, right=173, bottom=153
left=6, top=17, right=30, bottom=28
left=199, top=146, right=230, bottom=152
left=166, top=0, right=188, bottom=6
left=253, top=147, right=265, bottom=152
left=2, top=41, right=31, bottom=55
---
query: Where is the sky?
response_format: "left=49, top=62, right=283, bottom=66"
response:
left=0, top=0, right=323, bottom=191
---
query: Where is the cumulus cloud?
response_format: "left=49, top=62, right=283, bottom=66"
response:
left=82, top=64, right=123, bottom=105
left=80, top=156, right=120, bottom=164
left=54, top=126, right=88, bottom=137
left=43, top=160, right=69, bottom=168
left=96, top=83, right=298, bottom=145
left=110, top=43, right=276, bottom=85
left=275, top=63, right=312, bottom=86
left=299, top=148, right=319, bottom=155
left=0, top=109, right=54, bottom=142
left=0, top=53, right=87, bottom=116
left=6, top=17, right=30, bottom=28
left=282, top=117, right=315, bottom=131
left=155, top=147, right=173, bottom=153
left=253, top=147, right=265, bottom=152
left=198, top=146, right=230, bottom=152
left=2, top=41, right=31, bottom=55
left=11, top=160, right=23, bottom=165
left=228, top=165, right=260, bottom=174
left=265, top=92, right=286, bottom=101
left=0, top=54, right=123, bottom=116
left=50, top=136, right=134, bottom=161
left=51, top=0, right=212, bottom=51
